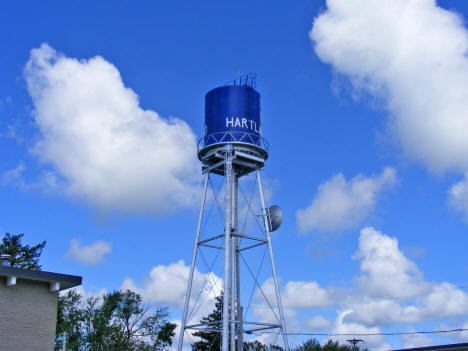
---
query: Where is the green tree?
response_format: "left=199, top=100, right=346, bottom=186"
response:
left=293, top=338, right=322, bottom=351
left=56, top=290, right=84, bottom=350
left=192, top=294, right=223, bottom=351
left=293, top=339, right=357, bottom=351
left=192, top=294, right=282, bottom=351
left=244, top=340, right=268, bottom=351
left=244, top=340, right=283, bottom=351
left=321, top=340, right=353, bottom=351
left=55, top=289, right=176, bottom=351
left=0, top=233, right=46, bottom=270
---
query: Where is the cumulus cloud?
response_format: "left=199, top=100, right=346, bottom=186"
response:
left=448, top=173, right=468, bottom=222
left=121, top=260, right=222, bottom=324
left=402, top=330, right=434, bottom=349
left=331, top=310, right=390, bottom=351
left=343, top=228, right=468, bottom=330
left=342, top=228, right=468, bottom=328
left=2, top=163, right=26, bottom=186
left=442, top=322, right=468, bottom=342
left=23, top=43, right=200, bottom=215
left=2, top=162, right=60, bottom=191
left=172, top=318, right=199, bottom=351
left=283, top=281, right=330, bottom=307
left=311, top=0, right=468, bottom=174
left=64, top=285, right=108, bottom=307
left=296, top=167, right=396, bottom=233
left=304, top=316, right=331, bottom=331
left=248, top=227, right=468, bottom=349
left=354, top=227, right=426, bottom=298
left=64, top=238, right=112, bottom=266
left=113, top=228, right=468, bottom=350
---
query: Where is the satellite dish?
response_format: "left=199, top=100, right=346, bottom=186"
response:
left=267, top=205, right=283, bottom=232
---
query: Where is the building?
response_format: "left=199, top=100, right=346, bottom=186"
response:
left=393, top=343, right=468, bottom=351
left=0, top=259, right=82, bottom=351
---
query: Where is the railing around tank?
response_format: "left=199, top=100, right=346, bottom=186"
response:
left=197, top=131, right=269, bottom=154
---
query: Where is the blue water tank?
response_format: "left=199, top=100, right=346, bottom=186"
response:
left=204, top=85, right=261, bottom=147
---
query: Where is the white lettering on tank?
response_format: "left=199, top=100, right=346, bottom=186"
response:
left=242, top=118, right=248, bottom=128
left=226, top=116, right=260, bottom=132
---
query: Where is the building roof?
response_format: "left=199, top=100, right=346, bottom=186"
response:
left=392, top=343, right=468, bottom=351
left=0, top=266, right=82, bottom=291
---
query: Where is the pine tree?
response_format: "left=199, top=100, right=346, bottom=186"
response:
left=192, top=294, right=223, bottom=351
left=0, top=233, right=46, bottom=270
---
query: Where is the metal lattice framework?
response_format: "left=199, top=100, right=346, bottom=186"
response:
left=177, top=139, right=289, bottom=351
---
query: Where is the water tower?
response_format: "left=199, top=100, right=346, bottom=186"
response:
left=178, top=74, right=289, bottom=351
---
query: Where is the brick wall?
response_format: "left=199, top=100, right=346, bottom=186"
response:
left=0, top=277, right=58, bottom=351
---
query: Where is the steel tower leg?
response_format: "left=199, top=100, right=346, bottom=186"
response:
left=234, top=176, right=243, bottom=351
left=177, top=173, right=210, bottom=351
left=231, top=175, right=239, bottom=351
left=222, top=145, right=233, bottom=351
left=230, top=172, right=236, bottom=351
left=256, top=170, right=290, bottom=351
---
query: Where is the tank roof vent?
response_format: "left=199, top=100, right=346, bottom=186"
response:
left=225, top=72, right=256, bottom=88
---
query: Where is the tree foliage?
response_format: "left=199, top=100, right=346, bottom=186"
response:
left=0, top=232, right=46, bottom=270
left=56, top=289, right=176, bottom=351
left=192, top=294, right=223, bottom=351
left=192, top=295, right=361, bottom=351
left=293, top=339, right=360, bottom=351
left=192, top=294, right=282, bottom=351
left=243, top=340, right=283, bottom=351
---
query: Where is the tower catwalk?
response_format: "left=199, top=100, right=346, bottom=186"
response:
left=177, top=75, right=289, bottom=351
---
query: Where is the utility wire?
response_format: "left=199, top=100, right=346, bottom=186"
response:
left=249, top=284, right=468, bottom=310
left=256, top=328, right=468, bottom=337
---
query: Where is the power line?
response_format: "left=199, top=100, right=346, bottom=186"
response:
left=250, top=284, right=468, bottom=310
left=256, top=328, right=468, bottom=337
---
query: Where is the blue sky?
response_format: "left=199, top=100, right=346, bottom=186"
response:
left=2, top=1, right=468, bottom=350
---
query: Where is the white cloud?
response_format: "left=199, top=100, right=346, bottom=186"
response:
left=64, top=238, right=112, bottom=266
left=448, top=173, right=468, bottom=222
left=331, top=310, right=390, bottom=351
left=304, top=316, right=331, bottom=331
left=171, top=318, right=198, bottom=351
left=114, top=228, right=468, bottom=349
left=296, top=167, right=396, bottom=233
left=121, top=260, right=222, bottom=325
left=23, top=43, right=200, bottom=215
left=282, top=280, right=331, bottom=308
left=343, top=228, right=468, bottom=328
left=61, top=285, right=108, bottom=308
left=409, top=282, right=468, bottom=321
left=402, top=329, right=433, bottom=349
left=440, top=322, right=468, bottom=342
left=311, top=0, right=468, bottom=174
left=2, top=162, right=26, bottom=186
left=247, top=227, right=468, bottom=348
left=354, top=227, right=427, bottom=298
left=2, top=162, right=60, bottom=191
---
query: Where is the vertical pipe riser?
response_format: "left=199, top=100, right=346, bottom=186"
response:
left=230, top=173, right=237, bottom=351
left=234, top=177, right=243, bottom=351
left=222, top=145, right=233, bottom=351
